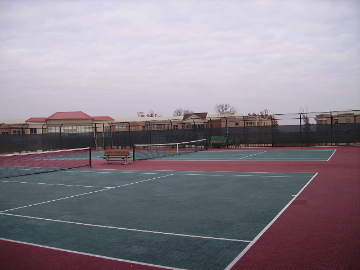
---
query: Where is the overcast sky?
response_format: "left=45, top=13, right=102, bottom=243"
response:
left=0, top=0, right=359, bottom=119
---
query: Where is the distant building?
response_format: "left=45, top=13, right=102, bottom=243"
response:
left=1, top=111, right=277, bottom=135
left=112, top=112, right=275, bottom=131
left=25, top=111, right=114, bottom=134
left=315, top=110, right=360, bottom=125
left=0, top=123, right=28, bottom=135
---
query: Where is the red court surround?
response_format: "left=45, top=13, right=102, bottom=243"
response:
left=1, top=147, right=359, bottom=270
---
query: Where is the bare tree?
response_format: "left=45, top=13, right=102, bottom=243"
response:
left=301, top=113, right=311, bottom=126
left=299, top=108, right=311, bottom=126
left=183, top=109, right=194, bottom=115
left=215, top=104, right=236, bottom=114
left=247, top=109, right=278, bottom=126
left=146, top=110, right=160, bottom=117
left=173, top=108, right=184, bottom=116
left=173, top=108, right=194, bottom=116
left=260, top=109, right=270, bottom=117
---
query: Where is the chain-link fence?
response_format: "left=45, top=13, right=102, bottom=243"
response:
left=1, top=111, right=359, bottom=153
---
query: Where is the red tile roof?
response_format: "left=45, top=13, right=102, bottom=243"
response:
left=25, top=111, right=114, bottom=123
left=25, top=117, right=47, bottom=123
left=92, top=116, right=114, bottom=121
left=47, top=111, right=92, bottom=120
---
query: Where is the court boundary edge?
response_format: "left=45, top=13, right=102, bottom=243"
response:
left=326, top=149, right=337, bottom=161
left=224, top=172, right=319, bottom=270
left=0, top=237, right=184, bottom=270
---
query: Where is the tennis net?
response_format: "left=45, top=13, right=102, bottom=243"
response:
left=0, top=147, right=91, bottom=179
left=133, top=139, right=208, bottom=160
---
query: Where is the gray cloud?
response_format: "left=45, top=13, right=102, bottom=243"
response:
left=0, top=0, right=359, bottom=118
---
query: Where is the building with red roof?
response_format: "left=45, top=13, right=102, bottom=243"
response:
left=25, top=111, right=114, bottom=134
left=47, top=111, right=93, bottom=120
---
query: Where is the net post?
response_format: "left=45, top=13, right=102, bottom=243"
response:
left=132, top=145, right=135, bottom=161
left=176, top=143, right=179, bottom=154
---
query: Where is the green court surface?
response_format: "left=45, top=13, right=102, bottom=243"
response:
left=0, top=169, right=315, bottom=269
left=42, top=149, right=335, bottom=161
left=138, top=149, right=335, bottom=161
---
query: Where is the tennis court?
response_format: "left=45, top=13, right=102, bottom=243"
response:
left=5, top=147, right=334, bottom=163
left=132, top=140, right=336, bottom=161
left=0, top=168, right=316, bottom=269
left=138, top=149, right=336, bottom=161
left=1, top=145, right=358, bottom=270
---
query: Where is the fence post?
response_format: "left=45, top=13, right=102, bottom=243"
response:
left=208, top=118, right=212, bottom=143
left=299, top=113, right=302, bottom=146
left=270, top=115, right=274, bottom=147
left=89, top=147, right=92, bottom=168
left=330, top=112, right=334, bottom=145
left=225, top=117, right=229, bottom=148
left=93, top=123, right=97, bottom=149
left=60, top=124, right=63, bottom=149
left=110, top=124, right=114, bottom=148
left=127, top=122, right=131, bottom=148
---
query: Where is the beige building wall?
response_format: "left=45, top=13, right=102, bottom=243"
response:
left=315, top=111, right=360, bottom=125
left=27, top=122, right=45, bottom=134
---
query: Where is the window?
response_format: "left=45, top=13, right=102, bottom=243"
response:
left=30, top=128, right=37, bottom=134
left=48, top=126, right=60, bottom=133
left=155, top=124, right=166, bottom=130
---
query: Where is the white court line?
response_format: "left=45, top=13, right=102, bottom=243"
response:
left=151, top=157, right=331, bottom=161
left=0, top=237, right=183, bottom=270
left=238, top=151, right=267, bottom=160
left=149, top=159, right=266, bottom=162
left=184, top=173, right=203, bottom=176
left=110, top=174, right=173, bottom=189
left=238, top=158, right=330, bottom=161
left=65, top=170, right=93, bottom=173
left=224, top=172, right=319, bottom=270
left=198, top=150, right=255, bottom=153
left=234, top=175, right=256, bottom=177
left=262, top=176, right=289, bottom=178
left=142, top=172, right=158, bottom=175
left=206, top=149, right=334, bottom=152
left=1, top=187, right=112, bottom=212
left=0, top=180, right=98, bottom=188
left=1, top=174, right=174, bottom=213
left=0, top=212, right=251, bottom=243
left=327, top=149, right=337, bottom=161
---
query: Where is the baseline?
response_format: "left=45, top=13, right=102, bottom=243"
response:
left=0, top=237, right=181, bottom=270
